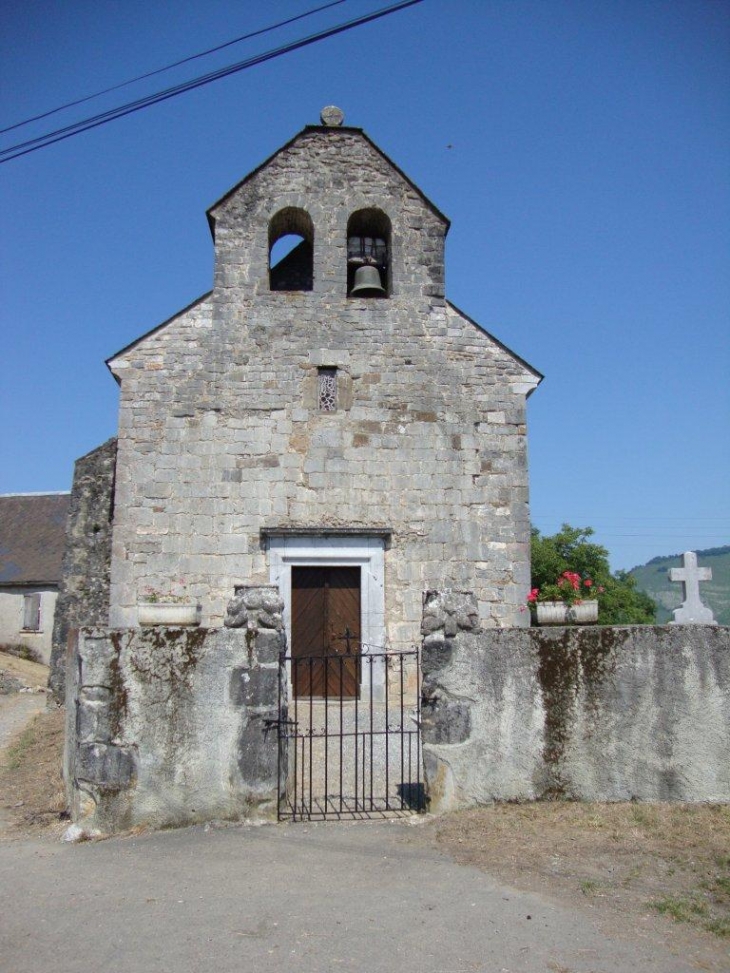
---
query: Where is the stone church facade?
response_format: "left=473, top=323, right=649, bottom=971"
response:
left=55, top=113, right=730, bottom=833
left=103, top=110, right=541, bottom=665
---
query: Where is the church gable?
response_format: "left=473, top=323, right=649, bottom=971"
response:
left=104, top=109, right=540, bottom=650
left=106, top=292, right=213, bottom=381
left=443, top=302, right=542, bottom=396
left=207, top=125, right=449, bottom=231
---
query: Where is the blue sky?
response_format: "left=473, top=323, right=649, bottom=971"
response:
left=1, top=0, right=728, bottom=571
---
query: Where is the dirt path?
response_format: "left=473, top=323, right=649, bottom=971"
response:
left=0, top=694, right=47, bottom=834
left=0, top=652, right=66, bottom=839
left=0, top=693, right=47, bottom=751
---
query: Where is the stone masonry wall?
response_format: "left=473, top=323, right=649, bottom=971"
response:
left=107, top=127, right=539, bottom=645
left=65, top=585, right=284, bottom=834
left=49, top=438, right=117, bottom=702
left=421, top=591, right=730, bottom=810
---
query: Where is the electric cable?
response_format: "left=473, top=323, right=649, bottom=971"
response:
left=0, top=0, right=350, bottom=136
left=0, top=0, right=425, bottom=164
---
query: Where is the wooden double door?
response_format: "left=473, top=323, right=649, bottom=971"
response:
left=291, top=566, right=361, bottom=698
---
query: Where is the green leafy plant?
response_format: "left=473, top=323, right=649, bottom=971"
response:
left=531, top=525, right=657, bottom=624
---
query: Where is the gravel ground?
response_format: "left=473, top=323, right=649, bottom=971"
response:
left=0, top=819, right=713, bottom=973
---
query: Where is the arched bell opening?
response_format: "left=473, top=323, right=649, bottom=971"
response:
left=269, top=208, right=314, bottom=292
left=347, top=208, right=391, bottom=298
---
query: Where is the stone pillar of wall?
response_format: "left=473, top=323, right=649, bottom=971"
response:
left=224, top=584, right=287, bottom=797
left=420, top=590, right=483, bottom=811
left=64, top=629, right=137, bottom=827
left=67, top=586, right=285, bottom=835
left=49, top=438, right=117, bottom=703
left=421, top=592, right=730, bottom=812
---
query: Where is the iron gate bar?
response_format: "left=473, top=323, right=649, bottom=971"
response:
left=277, top=646, right=423, bottom=821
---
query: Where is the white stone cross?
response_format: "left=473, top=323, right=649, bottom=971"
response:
left=668, top=551, right=716, bottom=625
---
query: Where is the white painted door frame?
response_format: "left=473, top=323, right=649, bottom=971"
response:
left=267, top=534, right=386, bottom=700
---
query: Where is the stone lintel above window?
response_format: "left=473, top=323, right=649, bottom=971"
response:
left=309, top=349, right=350, bottom=368
left=261, top=527, right=392, bottom=539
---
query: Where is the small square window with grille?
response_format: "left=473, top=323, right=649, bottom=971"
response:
left=318, top=367, right=337, bottom=412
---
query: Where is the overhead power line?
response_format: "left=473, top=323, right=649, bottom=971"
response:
left=0, top=0, right=350, bottom=137
left=0, top=0, right=424, bottom=164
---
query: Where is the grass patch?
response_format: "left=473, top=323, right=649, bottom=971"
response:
left=579, top=879, right=601, bottom=896
left=0, top=643, right=42, bottom=665
left=432, top=801, right=730, bottom=951
left=651, top=894, right=709, bottom=922
left=704, top=918, right=730, bottom=938
left=4, top=721, right=38, bottom=771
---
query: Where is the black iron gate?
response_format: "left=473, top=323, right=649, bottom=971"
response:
left=277, top=646, right=423, bottom=821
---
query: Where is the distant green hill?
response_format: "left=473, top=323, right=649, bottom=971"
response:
left=629, top=546, right=730, bottom=625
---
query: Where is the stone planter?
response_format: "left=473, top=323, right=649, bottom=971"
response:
left=536, top=600, right=598, bottom=625
left=138, top=603, right=200, bottom=627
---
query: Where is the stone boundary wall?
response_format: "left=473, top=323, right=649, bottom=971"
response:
left=49, top=438, right=117, bottom=703
left=421, top=591, right=730, bottom=811
left=66, top=585, right=285, bottom=834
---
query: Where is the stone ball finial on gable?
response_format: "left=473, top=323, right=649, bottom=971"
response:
left=320, top=105, right=345, bottom=126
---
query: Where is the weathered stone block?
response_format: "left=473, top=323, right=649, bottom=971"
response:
left=77, top=696, right=113, bottom=743
left=421, top=637, right=454, bottom=675
left=238, top=715, right=278, bottom=786
left=79, top=636, right=117, bottom=687
left=455, top=611, right=479, bottom=631
left=444, top=616, right=458, bottom=637
left=254, top=629, right=286, bottom=664
left=81, top=685, right=112, bottom=703
left=230, top=667, right=279, bottom=708
left=421, top=695, right=471, bottom=745
left=76, top=743, right=136, bottom=790
left=420, top=615, right=443, bottom=635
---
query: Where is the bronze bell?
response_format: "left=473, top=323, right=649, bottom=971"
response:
left=350, top=264, right=385, bottom=297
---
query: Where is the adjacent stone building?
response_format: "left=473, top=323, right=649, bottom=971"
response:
left=0, top=492, right=70, bottom=664
left=103, top=110, right=541, bottom=679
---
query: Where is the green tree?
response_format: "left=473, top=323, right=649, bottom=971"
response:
left=531, top=524, right=656, bottom=625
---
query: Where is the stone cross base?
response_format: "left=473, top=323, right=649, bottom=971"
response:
left=671, top=603, right=717, bottom=625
